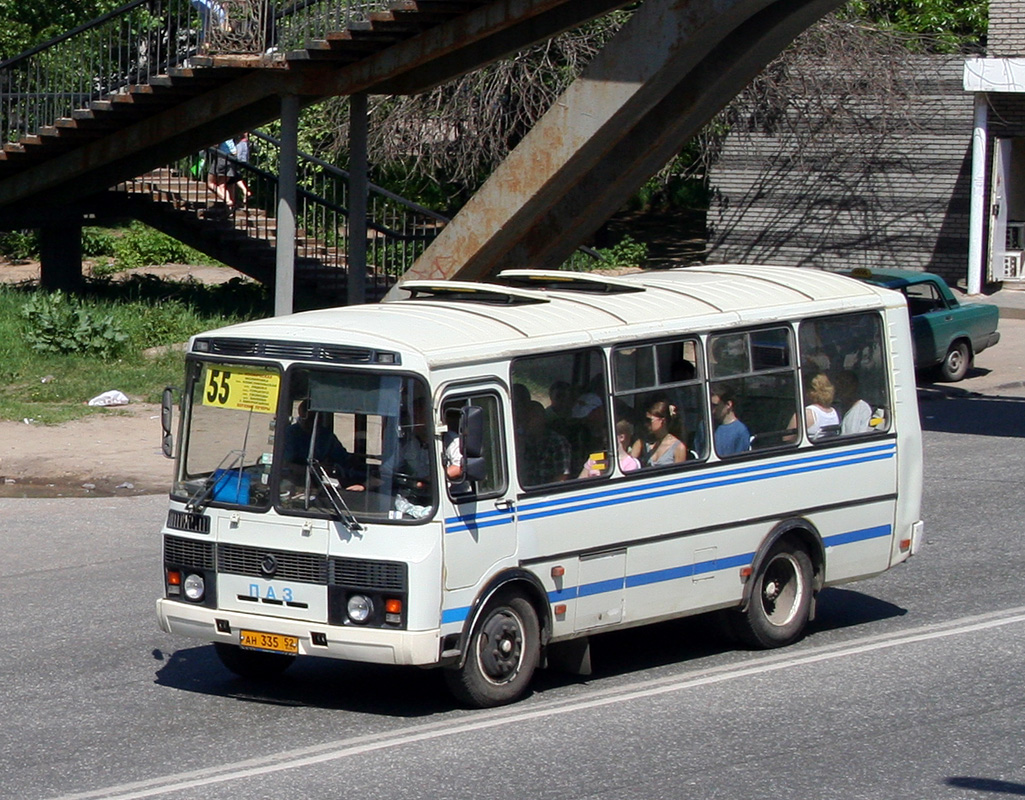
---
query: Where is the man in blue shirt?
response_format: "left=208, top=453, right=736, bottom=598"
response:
left=711, top=384, right=751, bottom=457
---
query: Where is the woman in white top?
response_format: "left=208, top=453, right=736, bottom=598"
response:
left=804, top=373, right=840, bottom=441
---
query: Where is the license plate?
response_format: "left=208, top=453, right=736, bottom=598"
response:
left=239, top=629, right=299, bottom=655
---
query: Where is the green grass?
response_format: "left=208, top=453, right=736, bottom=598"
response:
left=0, top=275, right=271, bottom=424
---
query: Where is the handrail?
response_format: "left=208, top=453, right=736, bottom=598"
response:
left=250, top=130, right=450, bottom=225
left=0, top=0, right=393, bottom=145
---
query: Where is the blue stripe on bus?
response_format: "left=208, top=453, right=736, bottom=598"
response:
left=444, top=442, right=895, bottom=534
left=439, top=523, right=895, bottom=623
left=823, top=524, right=892, bottom=547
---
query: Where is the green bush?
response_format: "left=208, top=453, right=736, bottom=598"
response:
left=20, top=290, right=128, bottom=358
left=565, top=235, right=649, bottom=272
left=112, top=222, right=207, bottom=269
left=0, top=230, right=39, bottom=260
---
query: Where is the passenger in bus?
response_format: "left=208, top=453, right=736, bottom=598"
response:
left=283, top=399, right=365, bottom=490
left=634, top=399, right=687, bottom=467
left=801, top=373, right=841, bottom=441
left=519, top=400, right=572, bottom=485
left=579, top=419, right=640, bottom=477
left=545, top=380, right=575, bottom=421
left=834, top=370, right=873, bottom=435
left=710, top=385, right=751, bottom=456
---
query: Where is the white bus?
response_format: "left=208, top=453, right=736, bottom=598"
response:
left=157, top=265, right=923, bottom=707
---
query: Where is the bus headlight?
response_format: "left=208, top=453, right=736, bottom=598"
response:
left=347, top=594, right=373, bottom=623
left=183, top=573, right=206, bottom=602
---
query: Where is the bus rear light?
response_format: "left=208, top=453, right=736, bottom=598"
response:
left=899, top=538, right=912, bottom=552
left=739, top=567, right=753, bottom=581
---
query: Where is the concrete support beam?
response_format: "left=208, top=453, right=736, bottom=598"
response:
left=391, top=0, right=841, bottom=291
left=275, top=94, right=299, bottom=317
left=39, top=223, right=84, bottom=292
left=348, top=93, right=369, bottom=306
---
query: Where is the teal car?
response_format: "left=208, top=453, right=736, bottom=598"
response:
left=843, top=268, right=1000, bottom=381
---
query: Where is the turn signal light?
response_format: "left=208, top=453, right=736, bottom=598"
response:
left=167, top=570, right=181, bottom=585
left=385, top=598, right=402, bottom=614
left=899, top=538, right=912, bottom=552
left=551, top=566, right=565, bottom=578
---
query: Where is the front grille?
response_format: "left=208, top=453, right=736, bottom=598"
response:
left=164, top=535, right=215, bottom=569
left=196, top=338, right=397, bottom=365
left=167, top=510, right=210, bottom=534
left=331, top=558, right=407, bottom=591
left=218, top=543, right=328, bottom=584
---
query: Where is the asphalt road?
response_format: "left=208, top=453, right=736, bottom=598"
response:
left=2, top=351, right=1024, bottom=800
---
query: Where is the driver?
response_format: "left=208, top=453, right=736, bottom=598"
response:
left=283, top=399, right=364, bottom=490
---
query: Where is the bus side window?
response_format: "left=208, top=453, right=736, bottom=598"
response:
left=441, top=394, right=507, bottom=499
left=798, top=313, right=890, bottom=439
left=613, top=337, right=707, bottom=466
left=511, top=349, right=611, bottom=488
left=708, top=327, right=800, bottom=456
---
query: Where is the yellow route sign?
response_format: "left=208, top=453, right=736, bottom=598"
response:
left=201, top=366, right=279, bottom=414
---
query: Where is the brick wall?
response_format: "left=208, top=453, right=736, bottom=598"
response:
left=707, top=55, right=974, bottom=285
left=988, top=0, right=1025, bottom=57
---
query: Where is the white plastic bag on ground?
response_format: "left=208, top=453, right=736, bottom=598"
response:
left=88, top=390, right=129, bottom=407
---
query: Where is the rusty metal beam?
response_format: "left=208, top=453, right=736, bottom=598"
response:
left=390, top=0, right=843, bottom=291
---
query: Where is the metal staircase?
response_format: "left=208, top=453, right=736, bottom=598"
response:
left=0, top=0, right=624, bottom=303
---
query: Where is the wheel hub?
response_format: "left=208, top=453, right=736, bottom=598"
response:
left=478, top=610, right=523, bottom=683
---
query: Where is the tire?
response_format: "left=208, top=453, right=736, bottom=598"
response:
left=214, top=642, right=295, bottom=680
left=444, top=592, right=540, bottom=708
left=939, top=341, right=970, bottom=382
left=729, top=538, right=813, bottom=649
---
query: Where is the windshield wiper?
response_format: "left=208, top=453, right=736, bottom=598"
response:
left=187, top=449, right=245, bottom=511
left=308, top=459, right=364, bottom=534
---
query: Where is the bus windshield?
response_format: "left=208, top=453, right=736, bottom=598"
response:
left=174, top=361, right=436, bottom=522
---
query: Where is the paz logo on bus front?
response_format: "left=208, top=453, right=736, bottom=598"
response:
left=202, top=366, right=280, bottom=414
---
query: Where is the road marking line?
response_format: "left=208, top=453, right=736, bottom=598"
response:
left=50, top=605, right=1025, bottom=800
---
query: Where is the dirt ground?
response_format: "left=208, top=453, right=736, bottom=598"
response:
left=0, top=260, right=246, bottom=497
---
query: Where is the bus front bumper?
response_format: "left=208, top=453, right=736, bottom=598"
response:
left=156, top=598, right=442, bottom=666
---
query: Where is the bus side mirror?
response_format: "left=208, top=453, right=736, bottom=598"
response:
left=161, top=386, right=176, bottom=459
left=460, top=406, right=486, bottom=482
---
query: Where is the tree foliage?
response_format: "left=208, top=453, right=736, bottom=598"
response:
left=0, top=0, right=124, bottom=61
left=842, top=0, right=988, bottom=52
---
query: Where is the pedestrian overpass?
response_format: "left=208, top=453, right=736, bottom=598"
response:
left=0, top=0, right=840, bottom=312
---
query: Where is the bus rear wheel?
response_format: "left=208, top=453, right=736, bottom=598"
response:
left=444, top=592, right=540, bottom=708
left=729, top=539, right=813, bottom=649
left=214, top=642, right=295, bottom=680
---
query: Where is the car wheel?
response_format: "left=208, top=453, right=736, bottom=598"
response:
left=939, top=341, right=970, bottom=382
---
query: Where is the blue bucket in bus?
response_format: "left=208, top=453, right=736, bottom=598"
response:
left=212, top=469, right=250, bottom=504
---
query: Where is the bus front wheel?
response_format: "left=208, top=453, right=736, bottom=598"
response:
left=729, top=539, right=813, bottom=649
left=445, top=592, right=540, bottom=708
left=214, top=642, right=295, bottom=680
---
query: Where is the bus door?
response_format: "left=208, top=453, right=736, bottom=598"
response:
left=440, top=387, right=516, bottom=591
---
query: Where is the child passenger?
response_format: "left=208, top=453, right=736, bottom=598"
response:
left=579, top=419, right=641, bottom=477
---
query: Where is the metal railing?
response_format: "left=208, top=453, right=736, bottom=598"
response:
left=117, top=129, right=449, bottom=297
left=0, top=0, right=394, bottom=145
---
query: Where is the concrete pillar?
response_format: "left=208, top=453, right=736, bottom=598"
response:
left=967, top=93, right=989, bottom=295
left=39, top=223, right=84, bottom=292
left=348, top=93, right=369, bottom=306
left=275, top=93, right=299, bottom=316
